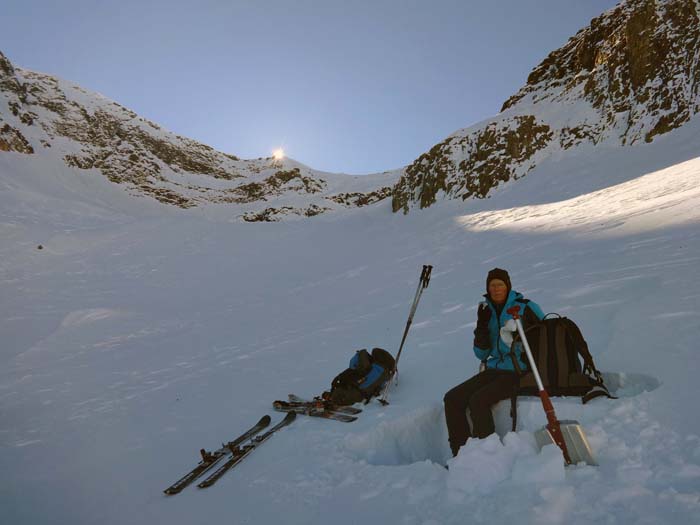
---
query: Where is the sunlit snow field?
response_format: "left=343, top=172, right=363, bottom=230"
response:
left=2, top=120, right=700, bottom=524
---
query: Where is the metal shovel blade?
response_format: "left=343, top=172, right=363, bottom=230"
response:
left=534, top=420, right=597, bottom=466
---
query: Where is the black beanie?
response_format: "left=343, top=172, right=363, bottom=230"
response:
left=486, top=268, right=511, bottom=294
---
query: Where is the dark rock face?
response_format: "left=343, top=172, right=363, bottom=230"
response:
left=393, top=0, right=700, bottom=213
left=328, top=187, right=393, bottom=207
left=392, top=116, right=552, bottom=213
left=0, top=123, right=34, bottom=154
left=217, top=168, right=326, bottom=205
left=503, top=0, right=700, bottom=144
left=241, top=204, right=331, bottom=222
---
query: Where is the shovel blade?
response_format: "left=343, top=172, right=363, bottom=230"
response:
left=534, top=420, right=597, bottom=466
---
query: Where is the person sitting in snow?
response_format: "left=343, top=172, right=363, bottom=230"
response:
left=444, top=268, right=545, bottom=457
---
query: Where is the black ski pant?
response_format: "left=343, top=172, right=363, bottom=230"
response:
left=443, top=369, right=518, bottom=457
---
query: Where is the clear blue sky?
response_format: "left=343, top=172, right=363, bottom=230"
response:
left=2, top=0, right=618, bottom=174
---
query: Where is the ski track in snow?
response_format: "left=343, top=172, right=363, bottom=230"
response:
left=3, top=125, right=700, bottom=523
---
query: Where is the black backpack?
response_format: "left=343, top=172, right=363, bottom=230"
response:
left=324, top=348, right=396, bottom=406
left=508, top=314, right=615, bottom=430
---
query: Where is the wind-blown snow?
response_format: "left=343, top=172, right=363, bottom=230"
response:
left=2, top=115, right=700, bottom=524
left=457, top=156, right=700, bottom=237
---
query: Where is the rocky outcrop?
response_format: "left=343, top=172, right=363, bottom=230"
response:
left=327, top=187, right=393, bottom=207
left=392, top=116, right=553, bottom=212
left=502, top=0, right=700, bottom=144
left=241, top=204, right=331, bottom=222
left=0, top=122, right=34, bottom=154
left=216, top=168, right=326, bottom=204
left=393, top=0, right=700, bottom=213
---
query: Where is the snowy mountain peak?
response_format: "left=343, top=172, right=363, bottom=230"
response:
left=0, top=50, right=396, bottom=220
left=392, top=0, right=700, bottom=213
left=503, top=0, right=700, bottom=142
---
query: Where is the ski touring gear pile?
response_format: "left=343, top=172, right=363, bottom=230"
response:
left=324, top=347, right=395, bottom=406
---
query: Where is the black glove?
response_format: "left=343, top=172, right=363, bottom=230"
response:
left=473, top=303, right=492, bottom=350
left=476, top=303, right=492, bottom=328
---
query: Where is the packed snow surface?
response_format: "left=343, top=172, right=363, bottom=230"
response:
left=2, top=119, right=700, bottom=524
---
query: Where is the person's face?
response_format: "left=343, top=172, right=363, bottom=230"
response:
left=488, top=279, right=508, bottom=305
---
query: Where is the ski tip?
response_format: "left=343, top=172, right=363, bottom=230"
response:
left=259, top=414, right=272, bottom=426
left=284, top=411, right=297, bottom=422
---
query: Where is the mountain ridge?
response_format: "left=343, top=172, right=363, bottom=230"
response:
left=2, top=0, right=700, bottom=220
left=391, top=0, right=700, bottom=213
left=0, top=51, right=397, bottom=221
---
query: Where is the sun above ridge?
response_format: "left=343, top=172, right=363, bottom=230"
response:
left=273, top=148, right=285, bottom=160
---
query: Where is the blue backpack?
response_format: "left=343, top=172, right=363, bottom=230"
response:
left=324, top=348, right=395, bottom=405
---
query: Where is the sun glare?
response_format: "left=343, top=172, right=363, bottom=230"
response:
left=273, top=148, right=285, bottom=160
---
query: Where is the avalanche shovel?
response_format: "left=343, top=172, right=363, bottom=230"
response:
left=507, top=306, right=597, bottom=466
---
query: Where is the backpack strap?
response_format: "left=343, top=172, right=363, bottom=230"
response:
left=507, top=336, right=530, bottom=432
left=582, top=384, right=617, bottom=404
left=510, top=380, right=519, bottom=432
left=561, top=319, right=595, bottom=371
left=559, top=318, right=618, bottom=403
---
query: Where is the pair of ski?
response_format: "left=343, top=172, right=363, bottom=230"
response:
left=273, top=394, right=361, bottom=423
left=163, top=395, right=358, bottom=495
left=163, top=412, right=295, bottom=495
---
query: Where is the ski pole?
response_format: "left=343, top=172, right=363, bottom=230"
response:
left=378, top=265, right=433, bottom=406
left=507, top=306, right=572, bottom=464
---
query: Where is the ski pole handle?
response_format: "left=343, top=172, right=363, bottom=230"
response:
left=379, top=264, right=433, bottom=406
left=421, top=265, right=433, bottom=288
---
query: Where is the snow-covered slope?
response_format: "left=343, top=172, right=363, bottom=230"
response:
left=0, top=51, right=397, bottom=221
left=2, top=98, right=700, bottom=524
left=3, top=1, right=700, bottom=523
left=3, top=1, right=699, bottom=223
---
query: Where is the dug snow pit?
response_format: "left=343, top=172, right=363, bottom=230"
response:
left=447, top=432, right=565, bottom=501
left=343, top=406, right=451, bottom=466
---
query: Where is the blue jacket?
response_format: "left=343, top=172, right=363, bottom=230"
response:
left=473, top=290, right=545, bottom=372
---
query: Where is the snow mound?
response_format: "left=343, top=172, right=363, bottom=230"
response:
left=342, top=378, right=656, bottom=471
left=447, top=432, right=566, bottom=500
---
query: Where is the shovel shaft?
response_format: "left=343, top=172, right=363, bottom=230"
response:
left=539, top=390, right=573, bottom=465
left=512, top=316, right=545, bottom=392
